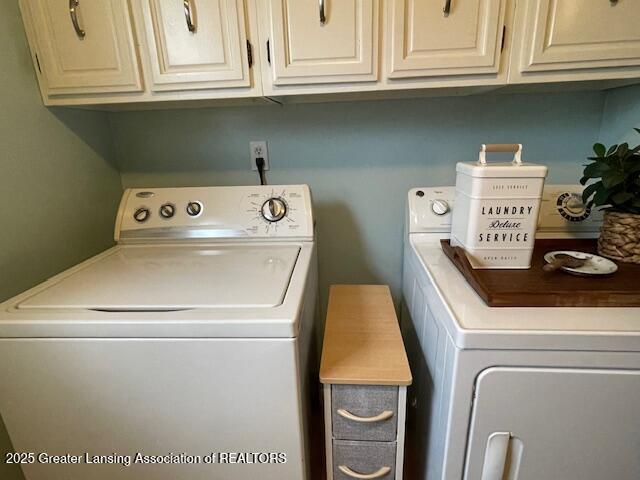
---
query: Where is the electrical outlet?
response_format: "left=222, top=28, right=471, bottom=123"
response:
left=250, top=141, right=270, bottom=171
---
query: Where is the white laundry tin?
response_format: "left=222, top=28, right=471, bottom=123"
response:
left=451, top=144, right=548, bottom=269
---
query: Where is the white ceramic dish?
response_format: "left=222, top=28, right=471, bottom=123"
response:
left=544, top=250, right=618, bottom=276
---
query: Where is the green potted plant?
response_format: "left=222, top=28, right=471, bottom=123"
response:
left=581, top=128, right=640, bottom=264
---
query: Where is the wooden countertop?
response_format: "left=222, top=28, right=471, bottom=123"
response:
left=319, top=285, right=412, bottom=386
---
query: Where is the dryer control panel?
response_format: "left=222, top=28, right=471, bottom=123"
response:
left=408, top=185, right=603, bottom=235
left=408, top=187, right=456, bottom=233
left=537, top=185, right=603, bottom=233
left=115, top=185, right=314, bottom=242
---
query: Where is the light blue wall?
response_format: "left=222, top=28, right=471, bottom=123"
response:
left=0, top=1, right=123, bottom=303
left=599, top=84, right=640, bottom=146
left=0, top=2, right=122, bottom=477
left=110, top=92, right=605, bottom=308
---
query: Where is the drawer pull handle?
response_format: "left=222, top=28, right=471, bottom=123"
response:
left=338, top=466, right=391, bottom=479
left=337, top=409, right=394, bottom=423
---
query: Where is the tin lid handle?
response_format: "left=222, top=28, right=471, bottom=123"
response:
left=478, top=144, right=522, bottom=165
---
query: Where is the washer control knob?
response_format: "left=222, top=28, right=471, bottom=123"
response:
left=261, top=197, right=287, bottom=223
left=133, top=207, right=150, bottom=223
left=159, top=203, right=175, bottom=219
left=186, top=201, right=203, bottom=217
left=431, top=199, right=450, bottom=216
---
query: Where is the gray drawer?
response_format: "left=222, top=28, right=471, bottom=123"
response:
left=333, top=440, right=396, bottom=480
left=332, top=385, right=398, bottom=441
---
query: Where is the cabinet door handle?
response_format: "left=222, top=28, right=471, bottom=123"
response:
left=319, top=0, right=327, bottom=24
left=338, top=466, right=391, bottom=479
left=443, top=0, right=452, bottom=16
left=183, top=0, right=196, bottom=32
left=69, top=0, right=85, bottom=39
left=610, top=0, right=618, bottom=5
left=336, top=409, right=394, bottom=423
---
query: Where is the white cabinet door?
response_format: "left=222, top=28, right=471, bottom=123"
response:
left=464, top=367, right=640, bottom=480
left=512, top=0, right=640, bottom=81
left=138, top=0, right=251, bottom=91
left=262, top=0, right=379, bottom=86
left=22, top=0, right=142, bottom=96
left=387, top=0, right=507, bottom=79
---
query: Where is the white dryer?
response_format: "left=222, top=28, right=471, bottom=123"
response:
left=402, top=186, right=640, bottom=480
left=0, top=185, right=318, bottom=480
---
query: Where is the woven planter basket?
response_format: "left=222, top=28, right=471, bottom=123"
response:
left=598, top=211, right=640, bottom=264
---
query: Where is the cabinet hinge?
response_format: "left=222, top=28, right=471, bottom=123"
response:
left=34, top=53, right=41, bottom=74
left=246, top=40, right=253, bottom=68
left=266, top=39, right=271, bottom=65
left=500, top=25, right=506, bottom=52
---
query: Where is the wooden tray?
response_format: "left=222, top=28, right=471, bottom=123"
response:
left=441, top=239, right=640, bottom=307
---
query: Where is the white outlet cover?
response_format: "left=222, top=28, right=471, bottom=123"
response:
left=250, top=141, right=269, bottom=171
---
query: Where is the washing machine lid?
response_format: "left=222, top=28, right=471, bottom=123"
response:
left=17, top=245, right=300, bottom=311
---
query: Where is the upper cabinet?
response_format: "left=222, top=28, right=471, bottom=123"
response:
left=21, top=0, right=142, bottom=96
left=19, top=0, right=262, bottom=105
left=260, top=0, right=379, bottom=87
left=386, top=0, right=507, bottom=79
left=17, top=0, right=640, bottom=106
left=135, top=0, right=252, bottom=91
left=510, top=0, right=640, bottom=82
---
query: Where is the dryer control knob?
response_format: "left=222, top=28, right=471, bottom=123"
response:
left=261, top=198, right=287, bottom=223
left=133, top=207, right=150, bottom=223
left=565, top=195, right=586, bottom=215
left=159, top=203, right=175, bottom=219
left=431, top=199, right=450, bottom=216
left=186, top=201, right=203, bottom=217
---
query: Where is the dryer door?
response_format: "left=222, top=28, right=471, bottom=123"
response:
left=464, top=367, right=640, bottom=480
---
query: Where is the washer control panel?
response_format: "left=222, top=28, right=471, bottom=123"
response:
left=116, top=185, right=314, bottom=242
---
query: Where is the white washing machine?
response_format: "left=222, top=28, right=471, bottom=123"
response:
left=0, top=185, right=318, bottom=480
left=402, top=185, right=640, bottom=480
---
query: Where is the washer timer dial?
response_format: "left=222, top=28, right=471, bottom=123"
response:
left=242, top=189, right=301, bottom=235
left=556, top=192, right=591, bottom=222
left=261, top=197, right=287, bottom=223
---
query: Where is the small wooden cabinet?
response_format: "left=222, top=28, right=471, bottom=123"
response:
left=510, top=0, right=640, bottom=82
left=261, top=0, right=379, bottom=87
left=386, top=0, right=507, bottom=79
left=320, top=285, right=412, bottom=480
left=21, top=0, right=142, bottom=96
left=136, top=0, right=252, bottom=91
